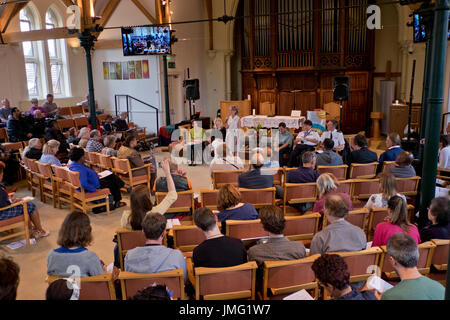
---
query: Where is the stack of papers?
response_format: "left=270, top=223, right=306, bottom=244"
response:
left=283, top=289, right=314, bottom=300
left=98, top=170, right=113, bottom=179
left=6, top=238, right=36, bottom=250
left=166, top=219, right=181, bottom=229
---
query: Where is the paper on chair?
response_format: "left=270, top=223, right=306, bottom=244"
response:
left=366, top=241, right=373, bottom=249
left=6, top=238, right=36, bottom=250
left=22, top=196, right=35, bottom=201
left=98, top=170, right=113, bottom=179
left=283, top=289, right=314, bottom=300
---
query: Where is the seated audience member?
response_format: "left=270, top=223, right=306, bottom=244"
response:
left=238, top=153, right=273, bottom=189
left=311, top=254, right=377, bottom=300
left=114, top=112, right=129, bottom=132
left=47, top=211, right=105, bottom=277
left=155, top=159, right=192, bottom=192
left=102, top=115, right=114, bottom=133
left=438, top=134, right=450, bottom=170
left=129, top=284, right=172, bottom=301
left=260, top=146, right=280, bottom=169
left=381, top=233, right=445, bottom=300
left=101, top=135, right=118, bottom=157
left=32, top=110, right=47, bottom=138
left=217, top=184, right=258, bottom=224
left=389, top=151, right=416, bottom=178
left=117, top=135, right=147, bottom=176
left=45, top=278, right=80, bottom=300
left=29, top=98, right=47, bottom=117
left=68, top=147, right=125, bottom=210
left=275, top=122, right=293, bottom=166
left=22, top=138, right=42, bottom=160
left=320, top=120, right=345, bottom=152
left=286, top=151, right=320, bottom=183
left=420, top=197, right=450, bottom=242
left=45, top=120, right=70, bottom=155
left=67, top=127, right=79, bottom=145
left=310, top=194, right=366, bottom=255
left=0, top=98, right=12, bottom=126
left=316, top=138, right=343, bottom=166
left=193, top=207, right=247, bottom=268
left=378, top=133, right=404, bottom=171
left=288, top=120, right=320, bottom=167
left=7, top=107, right=33, bottom=142
left=39, top=140, right=62, bottom=166
left=124, top=213, right=187, bottom=278
left=364, top=172, right=406, bottom=209
left=77, top=127, right=90, bottom=148
left=0, top=161, right=49, bottom=238
left=348, top=134, right=378, bottom=164
left=372, top=195, right=420, bottom=247
left=313, top=173, right=353, bottom=215
left=209, top=143, right=244, bottom=177
left=86, top=130, right=103, bottom=153
left=42, top=94, right=61, bottom=118
left=248, top=205, right=306, bottom=266
left=0, top=255, right=20, bottom=301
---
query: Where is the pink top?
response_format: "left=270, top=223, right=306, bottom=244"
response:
left=372, top=222, right=421, bottom=247
left=313, top=191, right=353, bottom=215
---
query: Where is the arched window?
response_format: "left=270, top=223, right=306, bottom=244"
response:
left=20, top=6, right=45, bottom=97
left=45, top=8, right=70, bottom=96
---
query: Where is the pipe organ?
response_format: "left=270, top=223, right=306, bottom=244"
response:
left=237, top=0, right=375, bottom=133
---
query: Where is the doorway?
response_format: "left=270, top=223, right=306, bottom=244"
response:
left=168, top=74, right=186, bottom=124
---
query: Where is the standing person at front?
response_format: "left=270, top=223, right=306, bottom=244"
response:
left=310, top=194, right=366, bottom=255
left=288, top=120, right=320, bottom=167
left=224, top=105, right=241, bottom=156
left=381, top=233, right=445, bottom=300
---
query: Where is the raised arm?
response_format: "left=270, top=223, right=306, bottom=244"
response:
left=162, top=158, right=176, bottom=193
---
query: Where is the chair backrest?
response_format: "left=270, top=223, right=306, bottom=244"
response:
left=322, top=208, right=369, bottom=232
left=284, top=213, right=321, bottom=241
left=284, top=182, right=318, bottom=204
left=1, top=142, right=23, bottom=151
left=225, top=219, right=268, bottom=240
left=349, top=162, right=378, bottom=179
left=119, top=269, right=185, bottom=300
left=380, top=241, right=436, bottom=278
left=0, top=127, right=9, bottom=142
left=395, top=176, right=421, bottom=196
left=87, top=152, right=101, bottom=166
left=261, top=168, right=284, bottom=185
left=262, top=254, right=320, bottom=300
left=52, top=165, right=70, bottom=182
left=58, top=107, right=72, bottom=117
left=382, top=161, right=396, bottom=173
left=156, top=190, right=194, bottom=213
left=116, top=228, right=147, bottom=270
left=430, top=239, right=449, bottom=270
left=317, top=165, right=348, bottom=180
left=57, top=119, right=75, bottom=131
left=47, top=274, right=116, bottom=300
left=112, top=157, right=130, bottom=174
left=74, top=116, right=89, bottom=129
left=333, top=247, right=383, bottom=283
left=67, top=170, right=82, bottom=189
left=195, top=261, right=258, bottom=300
left=99, top=154, right=113, bottom=170
left=172, top=225, right=206, bottom=252
left=212, top=169, right=243, bottom=188
left=200, top=189, right=219, bottom=210
left=97, top=114, right=108, bottom=122
left=27, top=159, right=40, bottom=174
left=335, top=180, right=352, bottom=195
left=239, top=187, right=275, bottom=208
left=36, top=162, right=53, bottom=179
left=70, top=105, right=85, bottom=116
left=351, top=179, right=380, bottom=200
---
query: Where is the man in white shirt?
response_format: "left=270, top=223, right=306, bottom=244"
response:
left=288, top=120, right=320, bottom=167
left=320, top=120, right=345, bottom=152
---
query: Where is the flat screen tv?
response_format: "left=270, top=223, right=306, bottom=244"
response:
left=413, top=13, right=450, bottom=43
left=122, top=26, right=171, bottom=56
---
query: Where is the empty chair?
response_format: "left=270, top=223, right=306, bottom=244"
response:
left=172, top=225, right=206, bottom=252
left=428, top=239, right=449, bottom=286
left=395, top=176, right=421, bottom=197
left=47, top=274, right=116, bottom=300
left=70, top=105, right=85, bottom=117
left=318, top=165, right=348, bottom=180
left=52, top=165, right=73, bottom=209
left=194, top=261, right=258, bottom=300
left=261, top=255, right=320, bottom=300
left=116, top=228, right=148, bottom=270
left=155, top=190, right=195, bottom=214
left=333, top=247, right=383, bottom=283
left=283, top=213, right=321, bottom=241
left=239, top=187, right=275, bottom=209
left=349, top=162, right=378, bottom=179
left=200, top=189, right=219, bottom=210
left=57, top=119, right=75, bottom=132
left=225, top=219, right=269, bottom=240
left=58, top=107, right=72, bottom=118
left=282, top=182, right=318, bottom=215
left=74, top=117, right=89, bottom=129
left=119, top=269, right=185, bottom=300
left=351, top=179, right=380, bottom=200
left=211, top=169, right=243, bottom=189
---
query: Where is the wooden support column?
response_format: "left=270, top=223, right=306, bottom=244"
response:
left=205, top=0, right=213, bottom=50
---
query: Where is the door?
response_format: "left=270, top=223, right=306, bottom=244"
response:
left=168, top=74, right=185, bottom=124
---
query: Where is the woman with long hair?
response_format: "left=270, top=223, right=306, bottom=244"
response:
left=364, top=172, right=406, bottom=209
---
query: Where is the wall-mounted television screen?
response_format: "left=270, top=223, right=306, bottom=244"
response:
left=122, top=26, right=171, bottom=56
left=413, top=13, right=450, bottom=43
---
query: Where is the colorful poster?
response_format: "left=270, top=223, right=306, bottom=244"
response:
left=135, top=60, right=142, bottom=79
left=109, top=62, right=117, bottom=80
left=142, top=60, right=149, bottom=79
left=122, top=61, right=129, bottom=80
left=103, top=62, right=109, bottom=80
left=128, top=61, right=136, bottom=79
left=115, top=62, right=122, bottom=80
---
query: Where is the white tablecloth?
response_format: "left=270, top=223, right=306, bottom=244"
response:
left=240, top=115, right=305, bottom=129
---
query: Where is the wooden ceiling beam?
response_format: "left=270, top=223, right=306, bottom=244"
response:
left=131, top=0, right=158, bottom=24
left=3, top=27, right=77, bottom=43
left=97, top=0, right=121, bottom=29
left=0, top=2, right=27, bottom=34
left=60, top=0, right=75, bottom=7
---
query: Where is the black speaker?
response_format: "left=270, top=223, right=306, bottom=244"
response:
left=333, top=76, right=350, bottom=101
left=185, top=79, right=200, bottom=100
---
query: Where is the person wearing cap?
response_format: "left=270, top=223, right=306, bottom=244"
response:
left=29, top=98, right=47, bottom=117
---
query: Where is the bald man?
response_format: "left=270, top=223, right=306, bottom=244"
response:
left=238, top=153, right=273, bottom=189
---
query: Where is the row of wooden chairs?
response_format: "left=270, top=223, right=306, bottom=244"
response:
left=49, top=238, right=448, bottom=300
left=58, top=105, right=108, bottom=119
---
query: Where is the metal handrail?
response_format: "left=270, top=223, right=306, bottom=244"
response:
left=114, top=95, right=159, bottom=131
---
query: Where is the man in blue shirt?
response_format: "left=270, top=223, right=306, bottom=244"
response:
left=68, top=147, right=125, bottom=212
left=238, top=153, right=273, bottom=189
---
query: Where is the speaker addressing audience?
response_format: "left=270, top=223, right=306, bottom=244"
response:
left=420, top=197, right=450, bottom=242
left=310, top=194, right=366, bottom=255
left=348, top=134, right=378, bottom=165
left=316, top=138, right=343, bottom=166
left=192, top=207, right=247, bottom=268
left=381, top=233, right=445, bottom=300
left=0, top=255, right=20, bottom=301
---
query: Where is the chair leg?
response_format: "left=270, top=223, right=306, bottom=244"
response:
left=106, top=198, right=110, bottom=216
left=24, top=222, right=30, bottom=246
